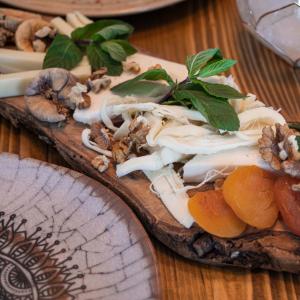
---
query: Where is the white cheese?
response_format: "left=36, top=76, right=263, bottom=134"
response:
left=0, top=62, right=91, bottom=98
left=73, top=53, right=188, bottom=124
left=0, top=49, right=45, bottom=73
left=51, top=17, right=74, bottom=36
left=144, top=166, right=194, bottom=228
left=183, top=146, right=271, bottom=182
left=66, top=12, right=84, bottom=28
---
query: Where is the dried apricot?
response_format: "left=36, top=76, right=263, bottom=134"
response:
left=274, top=176, right=300, bottom=236
left=188, top=190, right=246, bottom=238
left=223, top=166, right=278, bottom=229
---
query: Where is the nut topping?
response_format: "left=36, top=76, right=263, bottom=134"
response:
left=258, top=123, right=300, bottom=177
left=91, top=155, right=110, bottom=173
left=90, top=122, right=113, bottom=150
left=123, top=61, right=141, bottom=74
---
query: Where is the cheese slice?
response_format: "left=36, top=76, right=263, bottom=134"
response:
left=0, top=49, right=45, bottom=73
left=0, top=62, right=91, bottom=98
left=183, top=146, right=271, bottom=182
left=73, top=53, right=188, bottom=124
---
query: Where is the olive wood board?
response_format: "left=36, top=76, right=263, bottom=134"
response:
left=0, top=94, right=300, bottom=274
left=0, top=0, right=186, bottom=17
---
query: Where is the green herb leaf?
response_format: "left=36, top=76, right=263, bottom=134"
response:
left=110, top=39, right=137, bottom=55
left=295, top=136, right=300, bottom=152
left=101, top=40, right=127, bottom=61
left=288, top=122, right=300, bottom=132
left=193, top=79, right=246, bottom=99
left=174, top=89, right=240, bottom=131
left=87, top=43, right=122, bottom=76
left=43, top=35, right=83, bottom=70
left=71, top=20, right=133, bottom=41
left=112, top=69, right=174, bottom=100
left=186, top=48, right=222, bottom=77
left=112, top=81, right=171, bottom=99
left=93, top=24, right=133, bottom=41
left=199, top=59, right=237, bottom=77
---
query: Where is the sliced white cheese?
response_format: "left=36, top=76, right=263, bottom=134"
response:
left=0, top=49, right=45, bottom=73
left=74, top=11, right=93, bottom=25
left=73, top=53, right=188, bottom=124
left=183, top=146, right=271, bottom=182
left=0, top=62, right=91, bottom=98
left=144, top=166, right=194, bottom=228
left=66, top=12, right=84, bottom=28
left=116, top=147, right=186, bottom=177
left=51, top=17, right=74, bottom=36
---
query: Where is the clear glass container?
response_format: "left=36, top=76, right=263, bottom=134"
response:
left=237, top=0, right=300, bottom=67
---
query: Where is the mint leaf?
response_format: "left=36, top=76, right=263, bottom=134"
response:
left=288, top=122, right=300, bottom=132
left=193, top=79, right=245, bottom=99
left=199, top=59, right=236, bottom=77
left=43, top=35, right=83, bottom=70
left=295, top=136, right=300, bottom=152
left=174, top=89, right=240, bottom=131
left=87, top=44, right=122, bottom=76
left=186, top=48, right=222, bottom=77
left=72, top=20, right=132, bottom=41
left=112, top=69, right=175, bottom=95
left=112, top=81, right=171, bottom=99
left=93, top=24, right=133, bottom=41
left=112, top=69, right=174, bottom=100
left=111, top=39, right=137, bottom=55
left=101, top=40, right=127, bottom=61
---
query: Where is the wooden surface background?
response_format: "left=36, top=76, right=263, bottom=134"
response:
left=1, top=0, right=300, bottom=299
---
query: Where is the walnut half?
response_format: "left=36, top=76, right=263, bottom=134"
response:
left=258, top=123, right=300, bottom=177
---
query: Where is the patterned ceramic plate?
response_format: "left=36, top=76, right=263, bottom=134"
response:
left=0, top=0, right=186, bottom=17
left=0, top=153, right=159, bottom=300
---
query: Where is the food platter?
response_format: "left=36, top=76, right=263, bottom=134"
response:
left=1, top=7, right=300, bottom=277
left=0, top=152, right=159, bottom=299
left=0, top=0, right=186, bottom=17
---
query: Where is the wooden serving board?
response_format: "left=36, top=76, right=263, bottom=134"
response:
left=0, top=96, right=300, bottom=274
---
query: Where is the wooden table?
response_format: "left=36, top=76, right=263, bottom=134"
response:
left=1, top=0, right=300, bottom=299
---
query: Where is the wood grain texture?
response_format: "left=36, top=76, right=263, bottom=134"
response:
left=0, top=0, right=186, bottom=17
left=0, top=0, right=300, bottom=299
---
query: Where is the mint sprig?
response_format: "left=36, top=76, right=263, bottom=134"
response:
left=43, top=19, right=136, bottom=76
left=112, top=48, right=246, bottom=131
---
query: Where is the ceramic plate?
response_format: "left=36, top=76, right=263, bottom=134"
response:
left=0, top=153, right=159, bottom=300
left=0, top=0, right=186, bottom=17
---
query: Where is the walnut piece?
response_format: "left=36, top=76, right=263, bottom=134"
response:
left=123, top=61, right=140, bottom=74
left=128, top=116, right=150, bottom=149
left=90, top=67, right=108, bottom=80
left=0, top=27, right=14, bottom=47
left=148, top=64, right=162, bottom=71
left=112, top=137, right=133, bottom=164
left=91, top=155, right=110, bottom=173
left=87, top=77, right=111, bottom=94
left=90, top=122, right=113, bottom=150
left=258, top=123, right=300, bottom=177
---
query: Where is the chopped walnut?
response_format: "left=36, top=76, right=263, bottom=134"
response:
left=91, top=155, right=110, bottom=173
left=0, top=27, right=14, bottom=47
left=87, top=77, right=111, bottom=94
left=90, top=67, right=108, bottom=80
left=90, top=122, right=113, bottom=150
left=128, top=116, right=150, bottom=149
left=148, top=64, right=162, bottom=70
left=77, top=93, right=91, bottom=110
left=258, top=123, right=300, bottom=177
left=123, top=61, right=140, bottom=74
left=112, top=137, right=133, bottom=164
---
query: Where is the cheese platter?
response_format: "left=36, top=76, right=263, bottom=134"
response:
left=0, top=8, right=300, bottom=275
